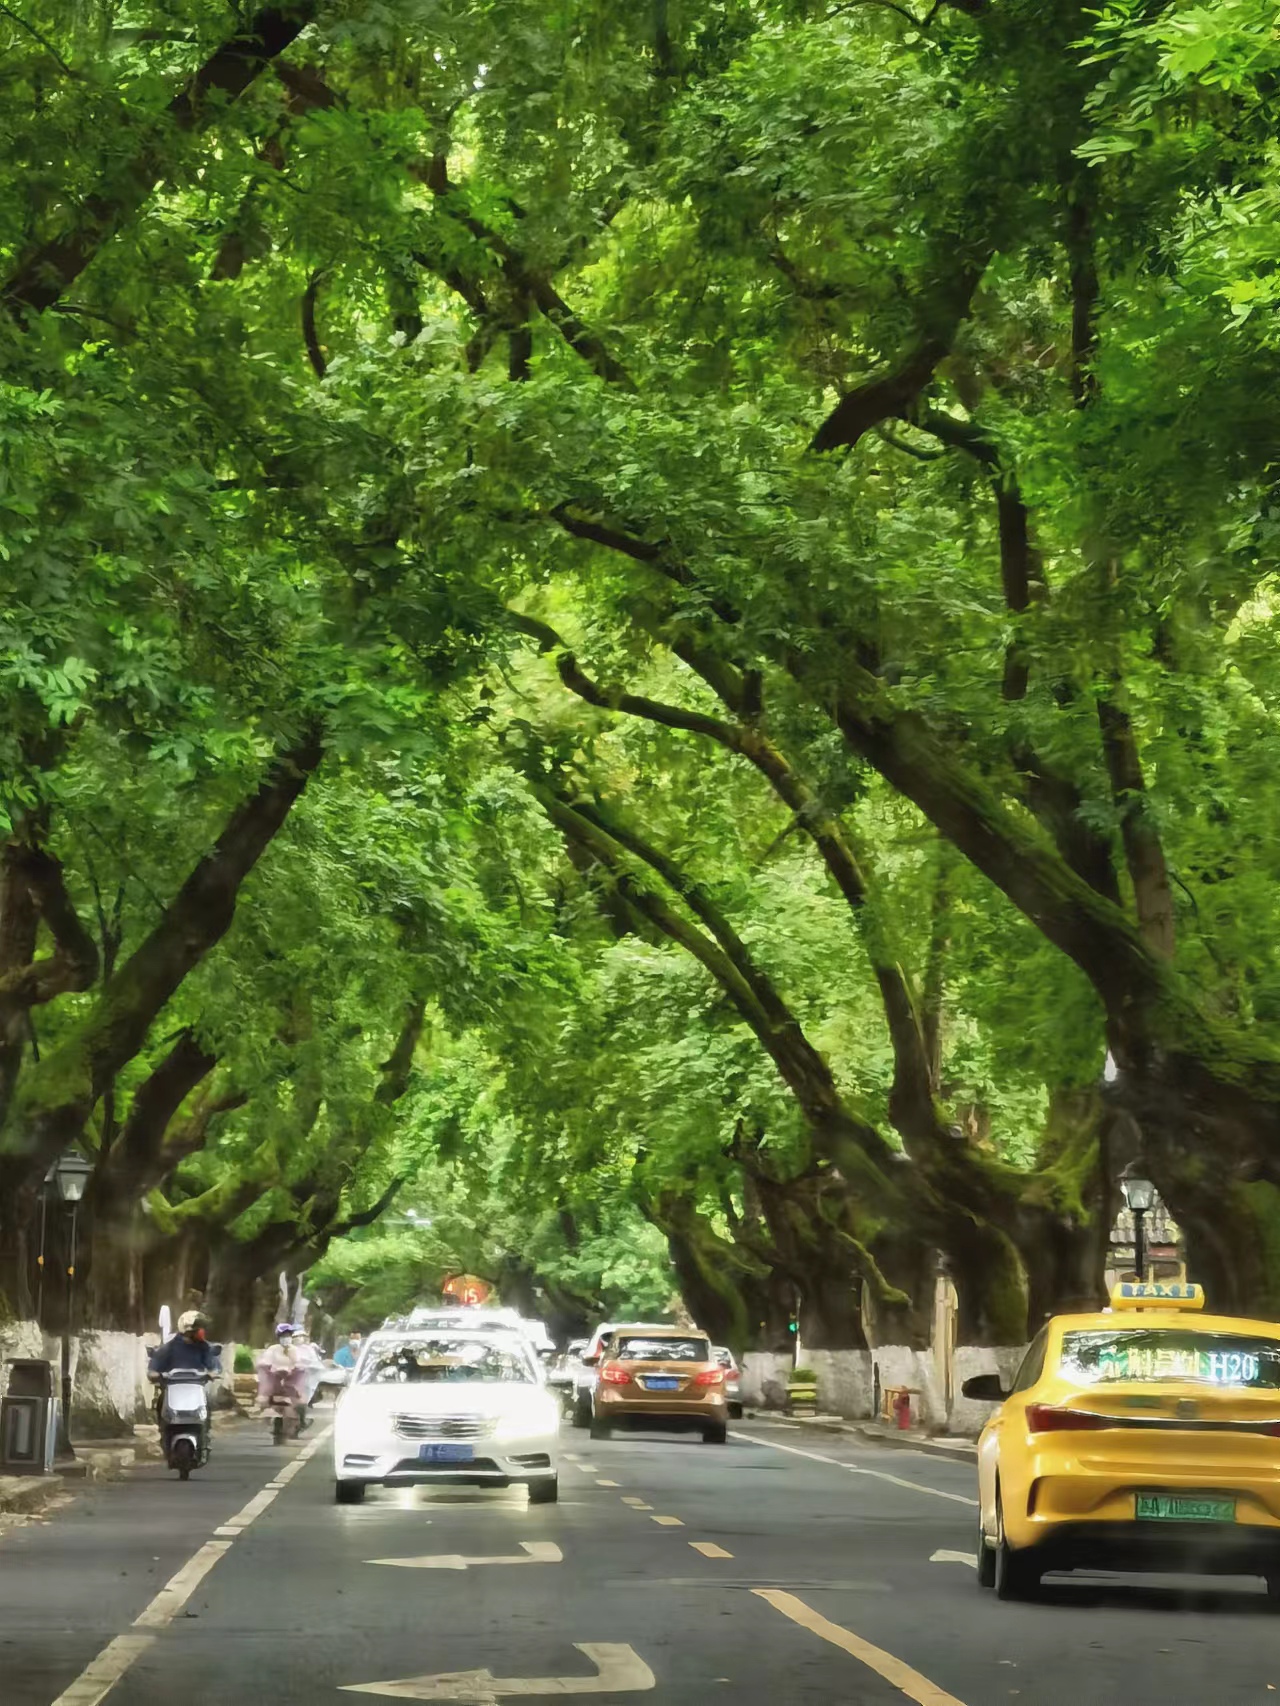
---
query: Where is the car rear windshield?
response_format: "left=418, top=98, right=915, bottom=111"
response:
left=359, top=1336, right=534, bottom=1385
left=1060, top=1329, right=1280, bottom=1389
left=613, top=1336, right=709, bottom=1362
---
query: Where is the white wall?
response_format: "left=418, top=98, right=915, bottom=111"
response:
left=948, top=1344, right=1026, bottom=1438
left=0, top=1320, right=43, bottom=1397
left=792, top=1342, right=1029, bottom=1434
left=740, top=1352, right=793, bottom=1410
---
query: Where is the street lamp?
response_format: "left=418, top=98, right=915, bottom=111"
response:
left=1119, top=1161, right=1158, bottom=1283
left=44, top=1152, right=94, bottom=1460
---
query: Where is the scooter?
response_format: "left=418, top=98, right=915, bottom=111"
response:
left=156, top=1370, right=213, bottom=1480
left=261, top=1367, right=309, bottom=1445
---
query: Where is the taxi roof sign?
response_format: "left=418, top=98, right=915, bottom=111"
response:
left=1110, top=1281, right=1204, bottom=1311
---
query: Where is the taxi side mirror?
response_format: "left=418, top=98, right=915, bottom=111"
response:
left=961, top=1373, right=1008, bottom=1403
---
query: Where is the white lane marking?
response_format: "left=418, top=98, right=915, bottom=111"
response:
left=690, top=1541, right=733, bottom=1559
left=51, top=1427, right=331, bottom=1704
left=49, top=1635, right=156, bottom=1706
left=133, top=1539, right=232, bottom=1627
left=730, top=1428, right=978, bottom=1507
left=367, top=1542, right=563, bottom=1571
left=930, top=1549, right=978, bottom=1569
left=595, top=1478, right=620, bottom=1487
left=221, top=1487, right=279, bottom=1531
left=755, top=1590, right=966, bottom=1706
left=650, top=1514, right=683, bottom=1527
left=341, top=1642, right=656, bottom=1699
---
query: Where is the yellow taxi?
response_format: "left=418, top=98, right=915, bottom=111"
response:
left=965, top=1282, right=1280, bottom=1601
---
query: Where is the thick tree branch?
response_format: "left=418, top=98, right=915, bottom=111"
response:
left=0, top=843, right=99, bottom=1009
left=301, top=268, right=327, bottom=378
left=1097, top=685, right=1176, bottom=959
left=809, top=265, right=987, bottom=453
left=118, top=1030, right=218, bottom=1174
left=1, top=727, right=324, bottom=1173
left=2, top=3, right=317, bottom=319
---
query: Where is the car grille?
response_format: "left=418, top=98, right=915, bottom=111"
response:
left=392, top=1413, right=494, bottom=1442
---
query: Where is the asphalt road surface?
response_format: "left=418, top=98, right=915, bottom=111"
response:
left=4, top=1414, right=1280, bottom=1705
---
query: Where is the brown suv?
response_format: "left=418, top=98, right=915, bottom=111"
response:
left=588, top=1327, right=728, bottom=1444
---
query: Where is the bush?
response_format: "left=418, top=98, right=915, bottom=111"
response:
left=233, top=1345, right=256, bottom=1374
left=789, top=1368, right=817, bottom=1385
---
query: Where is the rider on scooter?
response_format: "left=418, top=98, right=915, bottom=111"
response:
left=256, top=1323, right=309, bottom=1435
left=149, top=1311, right=221, bottom=1421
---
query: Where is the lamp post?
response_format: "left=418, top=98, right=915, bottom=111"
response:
left=1119, top=1162, right=1158, bottom=1283
left=45, top=1152, right=94, bottom=1460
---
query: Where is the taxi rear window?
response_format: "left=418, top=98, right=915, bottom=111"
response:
left=1060, top=1329, right=1280, bottom=1389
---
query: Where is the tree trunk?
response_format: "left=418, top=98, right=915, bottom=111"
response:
left=0, top=1161, right=41, bottom=1321
left=0, top=733, right=322, bottom=1223
left=797, top=1265, right=867, bottom=1351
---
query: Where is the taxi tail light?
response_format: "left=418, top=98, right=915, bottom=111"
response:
left=1025, top=1403, right=1111, bottom=1434
left=693, top=1368, right=724, bottom=1387
left=600, top=1363, right=632, bottom=1386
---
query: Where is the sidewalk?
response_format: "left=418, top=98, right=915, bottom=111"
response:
left=746, top=1408, right=979, bottom=1462
left=0, top=1426, right=163, bottom=1520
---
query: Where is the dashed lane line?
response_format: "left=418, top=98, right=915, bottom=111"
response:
left=595, top=1478, right=621, bottom=1487
left=755, top=1589, right=967, bottom=1706
left=621, top=1497, right=651, bottom=1509
left=730, top=1428, right=978, bottom=1508
left=50, top=1428, right=331, bottom=1706
left=651, top=1515, right=683, bottom=1527
left=690, top=1541, right=733, bottom=1559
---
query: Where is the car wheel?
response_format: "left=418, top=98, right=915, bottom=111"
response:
left=528, top=1477, right=559, bottom=1505
left=993, top=1488, right=1038, bottom=1601
left=572, top=1392, right=592, bottom=1429
left=976, top=1513, right=996, bottom=1589
left=702, top=1423, right=728, bottom=1444
left=589, top=1417, right=611, bottom=1441
left=334, top=1480, right=366, bottom=1506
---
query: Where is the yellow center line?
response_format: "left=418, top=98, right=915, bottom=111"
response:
left=754, top=1589, right=966, bottom=1706
left=621, top=1496, right=651, bottom=1509
left=651, top=1515, right=683, bottom=1527
left=690, top=1541, right=733, bottom=1559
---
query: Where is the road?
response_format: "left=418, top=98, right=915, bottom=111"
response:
left=3, top=1414, right=1280, bottom=1705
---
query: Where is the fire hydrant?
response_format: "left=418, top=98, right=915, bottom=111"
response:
left=892, top=1388, right=912, bottom=1430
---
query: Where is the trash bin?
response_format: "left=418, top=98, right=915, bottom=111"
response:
left=1, top=1358, right=58, bottom=1474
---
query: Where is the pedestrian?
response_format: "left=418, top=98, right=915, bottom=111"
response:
left=333, top=1331, right=363, bottom=1371
left=293, top=1330, right=325, bottom=1419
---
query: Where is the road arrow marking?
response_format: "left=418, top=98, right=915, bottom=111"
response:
left=366, top=1542, right=563, bottom=1572
left=340, top=1642, right=655, bottom=1700
left=929, top=1549, right=977, bottom=1569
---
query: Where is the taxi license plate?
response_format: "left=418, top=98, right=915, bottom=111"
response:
left=1136, top=1494, right=1235, bottom=1523
left=419, top=1443, right=474, bottom=1463
left=642, top=1377, right=679, bottom=1391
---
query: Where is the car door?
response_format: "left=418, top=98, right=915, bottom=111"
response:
left=980, top=1328, right=1049, bottom=1536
